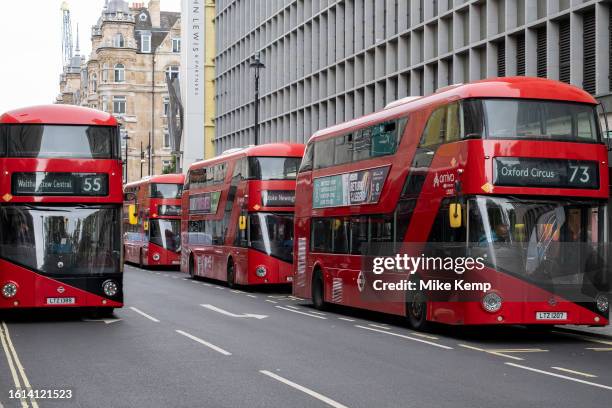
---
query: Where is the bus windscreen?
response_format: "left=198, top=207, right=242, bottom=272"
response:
left=0, top=124, right=117, bottom=159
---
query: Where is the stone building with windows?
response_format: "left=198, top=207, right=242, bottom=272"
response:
left=57, top=0, right=181, bottom=182
left=214, top=0, right=612, bottom=152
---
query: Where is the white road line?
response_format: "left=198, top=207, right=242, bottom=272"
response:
left=586, top=347, right=612, bottom=351
left=355, top=325, right=453, bottom=350
left=265, top=300, right=278, bottom=304
left=1, top=322, right=38, bottom=408
left=551, top=367, right=597, bottom=378
left=287, top=296, right=302, bottom=301
left=259, top=370, right=349, bottom=408
left=183, top=278, right=190, bottom=281
left=356, top=325, right=453, bottom=350
left=190, top=280, right=198, bottom=284
left=275, top=306, right=327, bottom=319
left=203, top=283, right=212, bottom=287
left=552, top=330, right=612, bottom=346
left=286, top=305, right=300, bottom=310
left=231, top=290, right=243, bottom=294
left=458, top=344, right=523, bottom=361
left=129, top=307, right=160, bottom=322
left=337, top=317, right=356, bottom=322
left=175, top=330, right=232, bottom=356
left=246, top=294, right=257, bottom=298
left=216, top=286, right=224, bottom=290
left=506, top=363, right=612, bottom=391
left=368, top=324, right=390, bottom=330
left=309, top=311, right=326, bottom=316
left=0, top=323, right=28, bottom=408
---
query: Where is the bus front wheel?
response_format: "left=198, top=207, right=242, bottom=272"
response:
left=406, top=290, right=429, bottom=331
left=312, top=269, right=326, bottom=310
left=227, top=259, right=236, bottom=288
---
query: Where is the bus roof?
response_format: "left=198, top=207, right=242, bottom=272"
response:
left=189, top=143, right=305, bottom=170
left=0, top=105, right=118, bottom=126
left=309, top=76, right=598, bottom=142
left=124, top=173, right=185, bottom=189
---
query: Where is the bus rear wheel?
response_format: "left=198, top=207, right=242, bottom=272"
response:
left=312, top=269, right=326, bottom=310
left=227, top=259, right=236, bottom=288
left=407, top=290, right=429, bottom=331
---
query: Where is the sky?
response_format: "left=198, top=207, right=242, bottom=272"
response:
left=0, top=0, right=181, bottom=114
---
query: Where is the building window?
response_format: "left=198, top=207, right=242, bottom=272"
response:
left=163, top=129, right=171, bottom=149
left=165, top=65, right=179, bottom=81
left=163, top=96, right=169, bottom=116
left=91, top=73, right=97, bottom=92
left=102, top=96, right=108, bottom=112
left=141, top=33, right=151, bottom=53
left=172, top=38, right=181, bottom=53
left=113, top=96, right=126, bottom=114
left=114, top=63, right=125, bottom=82
left=162, top=160, right=172, bottom=171
left=113, top=33, right=124, bottom=48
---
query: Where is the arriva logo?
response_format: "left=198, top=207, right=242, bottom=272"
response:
left=433, top=172, right=455, bottom=188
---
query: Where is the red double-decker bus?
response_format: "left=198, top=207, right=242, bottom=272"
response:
left=123, top=173, right=184, bottom=268
left=182, top=143, right=305, bottom=287
left=0, top=105, right=124, bottom=315
left=294, top=77, right=610, bottom=329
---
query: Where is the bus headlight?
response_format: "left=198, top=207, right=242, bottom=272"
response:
left=596, top=294, right=609, bottom=313
left=255, top=266, right=267, bottom=278
left=482, top=292, right=502, bottom=313
left=152, top=253, right=160, bottom=261
left=102, top=280, right=119, bottom=297
left=2, top=282, right=17, bottom=299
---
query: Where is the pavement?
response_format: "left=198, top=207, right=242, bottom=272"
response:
left=0, top=264, right=611, bottom=408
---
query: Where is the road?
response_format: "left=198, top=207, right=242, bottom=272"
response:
left=1, top=264, right=611, bottom=408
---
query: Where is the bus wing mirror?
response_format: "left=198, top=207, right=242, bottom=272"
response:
left=239, top=215, right=247, bottom=230
left=449, top=204, right=462, bottom=229
left=143, top=220, right=149, bottom=231
left=128, top=204, right=138, bottom=225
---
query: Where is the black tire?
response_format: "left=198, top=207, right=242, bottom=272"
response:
left=406, top=290, right=429, bottom=331
left=189, top=255, right=195, bottom=278
left=227, top=259, right=236, bottom=288
left=311, top=269, right=326, bottom=310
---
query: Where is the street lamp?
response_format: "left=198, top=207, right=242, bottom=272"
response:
left=121, top=128, right=130, bottom=183
left=249, top=53, right=265, bottom=146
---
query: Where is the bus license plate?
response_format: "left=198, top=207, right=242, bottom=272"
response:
left=47, top=297, right=76, bottom=305
left=535, top=312, right=567, bottom=320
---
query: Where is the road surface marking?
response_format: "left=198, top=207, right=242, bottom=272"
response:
left=201, top=304, right=268, bottom=319
left=309, top=311, right=326, bottom=316
left=458, top=344, right=523, bottom=361
left=155, top=272, right=161, bottom=275
left=82, top=318, right=122, bottom=324
left=288, top=296, right=302, bottom=301
left=411, top=332, right=439, bottom=340
left=163, top=274, right=171, bottom=277
left=175, top=330, right=232, bottom=356
left=337, top=317, right=356, bottom=322
left=231, top=290, right=243, bottom=294
left=586, top=347, right=612, bottom=351
left=265, top=300, right=278, bottom=304
left=356, top=325, right=452, bottom=350
left=551, top=367, right=597, bottom=378
left=0, top=323, right=28, bottom=408
left=216, top=286, right=224, bottom=290
left=203, top=283, right=212, bottom=287
left=259, top=370, right=349, bottom=408
left=172, top=276, right=179, bottom=279
left=1, top=322, right=38, bottom=408
left=190, top=280, right=198, bottom=284
left=368, top=324, right=390, bottom=330
left=183, top=278, right=190, bottom=281
left=246, top=294, right=257, bottom=298
left=275, top=306, right=327, bottom=319
left=505, top=363, right=612, bottom=391
left=489, top=348, right=548, bottom=353
left=552, top=331, right=612, bottom=346
left=129, top=307, right=160, bottom=322
left=286, top=305, right=300, bottom=310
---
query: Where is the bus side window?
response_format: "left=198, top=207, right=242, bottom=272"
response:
left=446, top=103, right=461, bottom=142
left=299, top=143, right=314, bottom=172
left=420, top=106, right=447, bottom=147
left=332, top=218, right=350, bottom=254
left=350, top=216, right=369, bottom=254
left=314, top=138, right=335, bottom=169
left=371, top=121, right=397, bottom=157
left=334, top=134, right=353, bottom=165
left=311, top=218, right=333, bottom=252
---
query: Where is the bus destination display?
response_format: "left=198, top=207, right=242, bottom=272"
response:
left=493, top=158, right=599, bottom=189
left=12, top=172, right=109, bottom=196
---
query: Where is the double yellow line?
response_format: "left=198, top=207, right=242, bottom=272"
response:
left=0, top=321, right=38, bottom=408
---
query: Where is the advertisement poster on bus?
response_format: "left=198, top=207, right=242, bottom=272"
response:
left=313, top=166, right=389, bottom=208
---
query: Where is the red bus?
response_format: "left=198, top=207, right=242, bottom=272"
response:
left=0, top=105, right=124, bottom=315
left=181, top=143, right=305, bottom=287
left=123, top=173, right=184, bottom=268
left=294, top=77, right=610, bottom=329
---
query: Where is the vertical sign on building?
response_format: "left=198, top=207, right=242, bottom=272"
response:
left=181, top=0, right=206, bottom=171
